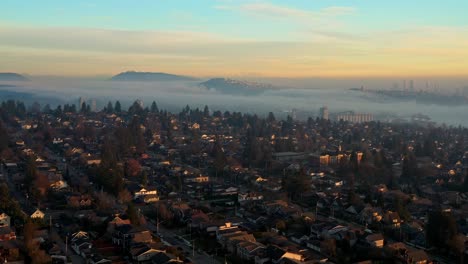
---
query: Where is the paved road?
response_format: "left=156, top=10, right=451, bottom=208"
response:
left=50, top=226, right=86, bottom=264
left=146, top=220, right=221, bottom=264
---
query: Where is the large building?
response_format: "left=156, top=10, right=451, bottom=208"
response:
left=463, top=86, right=468, bottom=98
left=319, top=106, right=329, bottom=120
left=409, top=80, right=414, bottom=91
left=335, top=111, right=373, bottom=123
left=79, top=97, right=85, bottom=108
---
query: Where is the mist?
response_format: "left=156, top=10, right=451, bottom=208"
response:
left=0, top=77, right=467, bottom=126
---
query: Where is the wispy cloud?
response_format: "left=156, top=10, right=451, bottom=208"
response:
left=215, top=2, right=355, bottom=22
left=1, top=24, right=467, bottom=78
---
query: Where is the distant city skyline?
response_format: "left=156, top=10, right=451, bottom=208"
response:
left=1, top=0, right=468, bottom=77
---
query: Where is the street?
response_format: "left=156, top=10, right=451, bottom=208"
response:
left=146, top=220, right=221, bottom=264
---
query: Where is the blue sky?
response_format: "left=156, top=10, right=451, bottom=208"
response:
left=1, top=0, right=468, bottom=77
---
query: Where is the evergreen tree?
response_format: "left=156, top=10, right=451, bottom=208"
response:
left=55, top=105, right=62, bottom=115
left=0, top=122, right=8, bottom=154
left=127, top=203, right=140, bottom=226
left=42, top=104, right=51, bottom=113
left=81, top=102, right=87, bottom=113
left=150, top=101, right=158, bottom=113
left=25, top=157, right=37, bottom=193
left=267, top=112, right=276, bottom=123
left=114, top=101, right=122, bottom=112
left=107, top=101, right=114, bottom=113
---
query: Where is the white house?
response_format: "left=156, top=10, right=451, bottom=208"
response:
left=31, top=209, right=45, bottom=219
left=0, top=212, right=11, bottom=227
left=134, top=188, right=158, bottom=199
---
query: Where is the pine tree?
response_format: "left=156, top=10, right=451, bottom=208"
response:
left=203, top=105, right=209, bottom=117
left=151, top=101, right=158, bottom=113
left=114, top=101, right=122, bottom=112
left=0, top=121, right=8, bottom=154
left=107, top=101, right=114, bottom=113
left=127, top=203, right=140, bottom=226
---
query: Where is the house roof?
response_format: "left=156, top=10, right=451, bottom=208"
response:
left=366, top=233, right=384, bottom=242
left=407, top=249, right=430, bottom=261
left=151, top=252, right=172, bottom=264
left=0, top=226, right=14, bottom=235
left=266, top=245, right=286, bottom=261
left=132, top=230, right=152, bottom=244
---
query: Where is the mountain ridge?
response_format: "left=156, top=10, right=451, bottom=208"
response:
left=199, top=78, right=274, bottom=95
left=0, top=72, right=29, bottom=81
left=110, top=71, right=197, bottom=81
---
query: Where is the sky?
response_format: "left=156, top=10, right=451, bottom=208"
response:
left=1, top=0, right=468, bottom=78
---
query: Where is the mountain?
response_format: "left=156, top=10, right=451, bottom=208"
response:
left=199, top=78, right=273, bottom=95
left=0, top=73, right=29, bottom=81
left=110, top=71, right=196, bottom=81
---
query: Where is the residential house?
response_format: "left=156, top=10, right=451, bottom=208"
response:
left=70, top=231, right=93, bottom=257
left=30, top=209, right=45, bottom=219
left=107, top=215, right=132, bottom=233
left=237, top=241, right=265, bottom=261
left=72, top=238, right=92, bottom=258
left=112, top=225, right=152, bottom=249
left=365, top=233, right=384, bottom=248
left=134, top=187, right=158, bottom=199
left=89, top=254, right=112, bottom=264
left=0, top=240, right=20, bottom=262
left=0, top=226, right=16, bottom=241
left=259, top=245, right=307, bottom=264
left=238, top=192, right=264, bottom=203
left=185, top=175, right=209, bottom=183
left=219, top=231, right=256, bottom=253
left=151, top=252, right=183, bottom=264
left=130, top=244, right=163, bottom=263
left=0, top=212, right=11, bottom=227
left=405, top=249, right=431, bottom=264
left=383, top=211, right=402, bottom=228
left=68, top=194, right=93, bottom=209
left=359, top=205, right=383, bottom=225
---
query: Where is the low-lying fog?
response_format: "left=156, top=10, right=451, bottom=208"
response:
left=1, top=78, right=467, bottom=126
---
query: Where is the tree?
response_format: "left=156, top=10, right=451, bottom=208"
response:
left=0, top=122, right=8, bottom=154
left=394, top=197, right=411, bottom=221
left=34, top=172, right=49, bottom=199
left=25, top=157, right=37, bottom=193
left=127, top=202, right=140, bottom=226
left=448, top=234, right=466, bottom=264
left=114, top=100, right=122, bottom=112
left=212, top=139, right=227, bottom=174
left=426, top=211, right=458, bottom=248
left=128, top=100, right=143, bottom=115
left=267, top=112, right=276, bottom=123
left=151, top=101, right=158, bottom=113
left=118, top=189, right=133, bottom=204
left=156, top=203, right=174, bottom=222
left=81, top=102, right=87, bottom=113
left=283, top=168, right=311, bottom=201
left=106, top=101, right=114, bottom=113
left=322, top=239, right=337, bottom=257
left=275, top=220, right=287, bottom=232
left=95, top=191, right=116, bottom=211
left=42, top=104, right=51, bottom=113
left=141, top=171, right=149, bottom=187
left=24, top=220, right=52, bottom=264
left=126, top=159, right=141, bottom=177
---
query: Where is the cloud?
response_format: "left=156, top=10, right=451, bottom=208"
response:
left=0, top=24, right=467, bottom=78
left=215, top=2, right=355, bottom=22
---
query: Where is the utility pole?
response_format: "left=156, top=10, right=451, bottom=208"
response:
left=192, top=240, right=195, bottom=257
left=65, top=236, right=68, bottom=255
left=315, top=201, right=318, bottom=218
